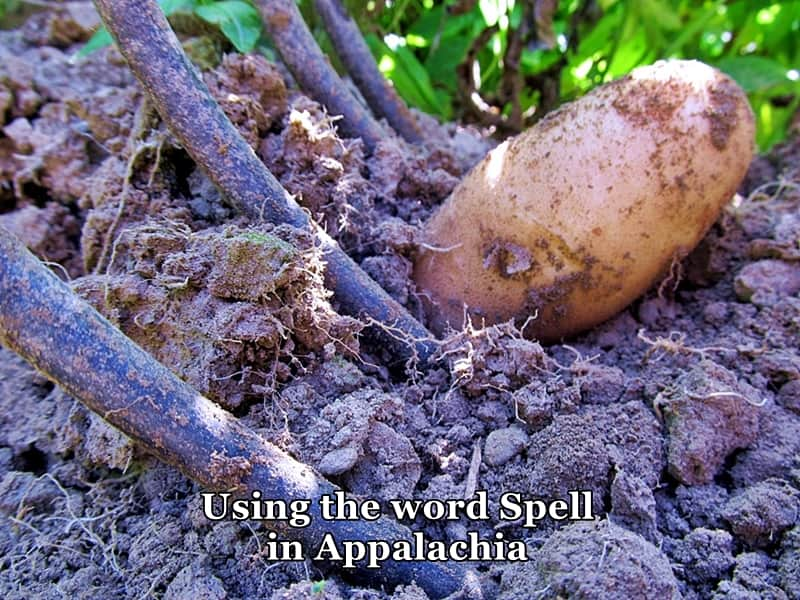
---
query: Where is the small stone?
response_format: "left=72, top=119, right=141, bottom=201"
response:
left=777, top=380, right=800, bottom=415
left=484, top=426, right=528, bottom=466
left=318, top=446, right=360, bottom=476
left=734, top=260, right=800, bottom=306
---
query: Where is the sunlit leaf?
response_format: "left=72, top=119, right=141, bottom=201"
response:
left=366, top=34, right=449, bottom=118
left=638, top=0, right=681, bottom=31
left=575, top=3, right=623, bottom=59
left=479, top=0, right=500, bottom=27
left=195, top=0, right=262, bottom=53
left=717, top=55, right=792, bottom=93
left=161, top=0, right=197, bottom=15
left=74, top=26, right=113, bottom=60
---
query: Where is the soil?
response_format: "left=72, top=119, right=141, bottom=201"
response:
left=1, top=4, right=799, bottom=599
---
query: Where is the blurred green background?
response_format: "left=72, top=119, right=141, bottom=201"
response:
left=4, top=0, right=798, bottom=149
left=322, top=0, right=799, bottom=150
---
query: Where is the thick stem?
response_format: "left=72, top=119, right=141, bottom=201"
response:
left=93, top=0, right=436, bottom=363
left=314, top=0, right=423, bottom=144
left=0, top=227, right=469, bottom=598
left=252, top=0, right=385, bottom=151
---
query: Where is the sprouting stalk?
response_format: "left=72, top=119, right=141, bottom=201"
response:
left=313, top=0, right=423, bottom=144
left=251, top=0, right=386, bottom=152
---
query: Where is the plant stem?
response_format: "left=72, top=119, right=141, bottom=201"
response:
left=252, top=0, right=385, bottom=152
left=0, top=227, right=468, bottom=598
left=314, top=0, right=423, bottom=144
left=93, top=0, right=436, bottom=363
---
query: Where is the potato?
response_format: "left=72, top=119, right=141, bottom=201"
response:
left=413, top=60, right=754, bottom=341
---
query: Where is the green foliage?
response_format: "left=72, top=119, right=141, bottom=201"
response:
left=77, top=0, right=263, bottom=59
left=337, top=0, right=799, bottom=149
left=194, top=1, right=262, bottom=52
left=0, top=0, right=20, bottom=20
left=75, top=0, right=798, bottom=148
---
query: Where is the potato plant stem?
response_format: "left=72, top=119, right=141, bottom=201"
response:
left=252, top=0, right=385, bottom=151
left=93, top=0, right=436, bottom=363
left=0, top=227, right=468, bottom=598
left=314, top=0, right=423, bottom=144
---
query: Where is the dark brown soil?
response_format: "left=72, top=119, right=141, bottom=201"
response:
left=1, top=4, right=799, bottom=599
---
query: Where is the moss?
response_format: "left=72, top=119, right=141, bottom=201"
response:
left=207, top=229, right=302, bottom=302
left=181, top=36, right=222, bottom=70
left=237, top=230, right=296, bottom=254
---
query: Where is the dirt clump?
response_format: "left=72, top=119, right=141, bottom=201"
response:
left=721, top=478, right=800, bottom=548
left=75, top=223, right=361, bottom=411
left=205, top=53, right=288, bottom=149
left=500, top=519, right=681, bottom=599
left=664, top=527, right=735, bottom=586
left=658, top=359, right=762, bottom=485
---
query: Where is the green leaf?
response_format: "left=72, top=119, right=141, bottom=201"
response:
left=605, top=28, right=650, bottom=78
left=366, top=34, right=449, bottom=118
left=392, top=44, right=448, bottom=116
left=161, top=0, right=197, bottom=15
left=74, top=26, right=113, bottom=60
left=195, top=0, right=262, bottom=53
left=716, top=55, right=792, bottom=93
left=751, top=93, right=799, bottom=150
left=575, top=3, right=623, bottom=59
left=638, top=0, right=681, bottom=31
left=424, top=34, right=472, bottom=92
left=663, top=5, right=717, bottom=58
left=407, top=4, right=445, bottom=41
left=73, top=0, right=197, bottom=61
left=0, top=0, right=21, bottom=21
left=520, top=48, right=561, bottom=75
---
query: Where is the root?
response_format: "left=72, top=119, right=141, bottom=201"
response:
left=363, top=314, right=440, bottom=376
left=744, top=176, right=800, bottom=204
left=653, top=386, right=767, bottom=421
left=636, top=328, right=735, bottom=364
left=418, top=241, right=464, bottom=253
left=685, top=389, right=767, bottom=408
left=557, top=343, right=601, bottom=373
left=657, top=252, right=685, bottom=299
left=11, top=473, right=128, bottom=577
left=436, top=313, right=560, bottom=412
left=93, top=98, right=164, bottom=277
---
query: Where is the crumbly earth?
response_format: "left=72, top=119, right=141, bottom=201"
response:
left=1, top=4, right=799, bottom=599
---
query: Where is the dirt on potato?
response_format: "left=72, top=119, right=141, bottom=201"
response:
left=1, top=4, right=799, bottom=600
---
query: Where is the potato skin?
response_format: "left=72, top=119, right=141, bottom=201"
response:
left=414, top=60, right=755, bottom=341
